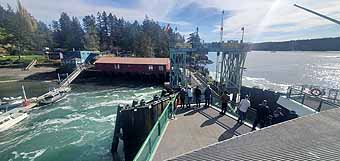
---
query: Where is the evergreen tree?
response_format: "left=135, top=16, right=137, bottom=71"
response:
left=0, top=2, right=185, bottom=56
left=83, top=15, right=99, bottom=51
left=58, top=12, right=73, bottom=49
left=70, top=17, right=84, bottom=50
left=97, top=11, right=109, bottom=51
left=32, top=21, right=53, bottom=50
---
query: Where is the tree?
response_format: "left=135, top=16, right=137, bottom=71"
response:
left=58, top=12, right=73, bottom=49
left=97, top=11, right=109, bottom=51
left=32, top=21, right=53, bottom=50
left=70, top=17, right=84, bottom=50
left=83, top=15, right=99, bottom=51
left=0, top=27, right=14, bottom=54
left=0, top=2, right=185, bottom=56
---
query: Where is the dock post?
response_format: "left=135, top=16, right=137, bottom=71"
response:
left=58, top=73, right=61, bottom=83
left=111, top=104, right=123, bottom=159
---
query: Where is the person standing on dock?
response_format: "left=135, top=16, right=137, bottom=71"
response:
left=180, top=88, right=186, bottom=108
left=220, top=92, right=230, bottom=115
left=186, top=86, right=193, bottom=108
left=204, top=85, right=212, bottom=107
left=237, top=95, right=250, bottom=124
left=252, top=100, right=270, bottom=130
left=194, top=86, right=202, bottom=108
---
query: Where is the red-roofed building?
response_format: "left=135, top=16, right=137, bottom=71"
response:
left=94, top=56, right=170, bottom=74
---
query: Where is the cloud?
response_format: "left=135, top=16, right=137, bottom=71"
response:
left=201, top=0, right=340, bottom=42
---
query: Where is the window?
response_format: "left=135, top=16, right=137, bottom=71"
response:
left=114, top=64, right=120, bottom=69
left=159, top=66, right=164, bottom=71
left=148, top=65, right=154, bottom=71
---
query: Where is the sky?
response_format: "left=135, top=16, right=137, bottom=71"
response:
left=1, top=0, right=340, bottom=43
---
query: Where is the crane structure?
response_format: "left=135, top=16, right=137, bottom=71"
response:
left=170, top=41, right=249, bottom=98
left=294, top=4, right=340, bottom=25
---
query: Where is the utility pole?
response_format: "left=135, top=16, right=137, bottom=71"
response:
left=241, top=27, right=245, bottom=43
left=215, top=10, right=224, bottom=82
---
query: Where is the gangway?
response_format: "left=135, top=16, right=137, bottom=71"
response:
left=59, top=66, right=85, bottom=87
left=24, top=59, right=37, bottom=71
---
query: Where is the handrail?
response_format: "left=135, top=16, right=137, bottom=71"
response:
left=133, top=93, right=178, bottom=161
left=287, top=87, right=340, bottom=112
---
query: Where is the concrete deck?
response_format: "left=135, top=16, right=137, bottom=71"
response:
left=152, top=106, right=252, bottom=161
left=170, top=107, right=340, bottom=161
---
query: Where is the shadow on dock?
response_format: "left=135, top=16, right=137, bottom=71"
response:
left=152, top=106, right=252, bottom=161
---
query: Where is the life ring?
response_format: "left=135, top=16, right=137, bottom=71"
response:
left=310, top=88, right=322, bottom=96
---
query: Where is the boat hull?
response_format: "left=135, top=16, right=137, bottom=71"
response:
left=0, top=112, right=28, bottom=132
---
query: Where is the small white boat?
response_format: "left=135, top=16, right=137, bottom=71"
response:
left=0, top=108, right=28, bottom=132
left=39, top=91, right=66, bottom=105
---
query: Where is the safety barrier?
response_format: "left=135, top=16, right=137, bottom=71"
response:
left=287, top=86, right=340, bottom=112
left=133, top=93, right=178, bottom=161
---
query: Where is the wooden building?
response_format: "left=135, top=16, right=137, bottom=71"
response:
left=94, top=57, right=170, bottom=75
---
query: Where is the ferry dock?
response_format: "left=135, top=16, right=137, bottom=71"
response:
left=113, top=32, right=340, bottom=161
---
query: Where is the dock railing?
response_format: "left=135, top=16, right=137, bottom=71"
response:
left=133, top=93, right=178, bottom=161
left=287, top=86, right=340, bottom=112
left=193, top=71, right=258, bottom=126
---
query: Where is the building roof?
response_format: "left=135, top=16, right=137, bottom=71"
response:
left=95, top=56, right=170, bottom=65
left=169, top=107, right=340, bottom=160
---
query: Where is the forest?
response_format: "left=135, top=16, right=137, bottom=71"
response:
left=0, top=1, right=184, bottom=58
left=251, top=37, right=340, bottom=51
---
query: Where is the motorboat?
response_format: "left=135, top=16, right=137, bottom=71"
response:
left=0, top=108, right=28, bottom=132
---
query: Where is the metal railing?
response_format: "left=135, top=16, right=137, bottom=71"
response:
left=133, top=94, right=178, bottom=161
left=194, top=71, right=258, bottom=126
left=287, top=86, right=340, bottom=112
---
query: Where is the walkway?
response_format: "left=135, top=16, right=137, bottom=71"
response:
left=60, top=66, right=85, bottom=87
left=170, top=107, right=340, bottom=161
left=152, top=106, right=252, bottom=161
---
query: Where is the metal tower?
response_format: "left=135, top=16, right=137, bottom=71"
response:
left=170, top=48, right=187, bottom=88
left=218, top=43, right=248, bottom=96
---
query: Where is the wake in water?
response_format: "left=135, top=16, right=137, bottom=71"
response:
left=208, top=71, right=289, bottom=92
left=0, top=84, right=162, bottom=161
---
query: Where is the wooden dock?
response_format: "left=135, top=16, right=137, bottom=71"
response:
left=152, top=106, right=252, bottom=161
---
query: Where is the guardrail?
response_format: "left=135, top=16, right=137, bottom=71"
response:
left=287, top=87, right=340, bottom=112
left=133, top=93, right=178, bottom=161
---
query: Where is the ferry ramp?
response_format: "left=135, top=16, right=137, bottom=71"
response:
left=152, top=105, right=252, bottom=161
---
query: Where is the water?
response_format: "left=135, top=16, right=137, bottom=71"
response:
left=207, top=51, right=340, bottom=92
left=0, top=82, right=162, bottom=161
left=1, top=51, right=340, bottom=160
left=0, top=81, right=57, bottom=98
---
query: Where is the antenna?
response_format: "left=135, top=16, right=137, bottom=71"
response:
left=220, top=10, right=225, bottom=43
left=241, top=27, right=245, bottom=43
left=294, top=4, right=340, bottom=25
left=215, top=10, right=224, bottom=82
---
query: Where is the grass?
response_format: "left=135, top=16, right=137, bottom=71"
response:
left=0, top=54, right=47, bottom=65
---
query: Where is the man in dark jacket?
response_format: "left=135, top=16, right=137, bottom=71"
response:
left=252, top=100, right=270, bottom=130
left=220, top=91, right=230, bottom=115
left=204, top=86, right=212, bottom=107
left=194, top=86, right=202, bottom=108
left=179, top=88, right=186, bottom=108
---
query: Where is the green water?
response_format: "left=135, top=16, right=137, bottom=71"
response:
left=0, top=82, right=162, bottom=161
left=0, top=81, right=57, bottom=98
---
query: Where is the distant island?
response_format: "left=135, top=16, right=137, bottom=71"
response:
left=251, top=37, right=340, bottom=51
